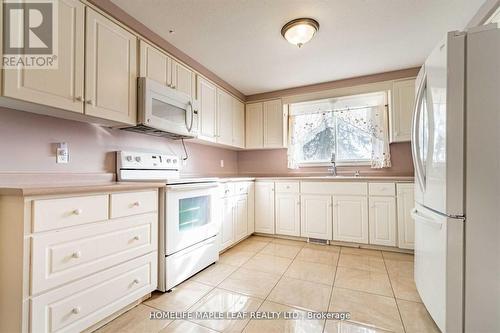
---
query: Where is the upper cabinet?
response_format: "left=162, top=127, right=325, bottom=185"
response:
left=3, top=0, right=85, bottom=114
left=85, top=8, right=137, bottom=125
left=233, top=99, right=245, bottom=148
left=390, top=78, right=416, bottom=142
left=197, top=76, right=218, bottom=142
left=216, top=88, right=233, bottom=146
left=139, top=41, right=194, bottom=100
left=244, top=99, right=286, bottom=149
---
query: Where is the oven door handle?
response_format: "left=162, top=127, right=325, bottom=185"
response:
left=166, top=183, right=219, bottom=191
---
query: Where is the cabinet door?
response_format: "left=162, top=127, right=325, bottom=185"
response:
left=263, top=99, right=285, bottom=148
left=300, top=195, right=332, bottom=240
left=172, top=60, right=194, bottom=99
left=391, top=78, right=416, bottom=142
left=247, top=182, right=255, bottom=235
left=220, top=198, right=234, bottom=251
left=3, top=0, right=85, bottom=113
left=397, top=183, right=415, bottom=249
left=234, top=195, right=248, bottom=242
left=197, top=77, right=217, bottom=142
left=245, top=102, right=263, bottom=149
left=333, top=195, right=368, bottom=244
left=255, top=182, right=275, bottom=234
left=139, top=40, right=170, bottom=86
left=369, top=196, right=397, bottom=246
left=85, top=8, right=137, bottom=125
left=276, top=193, right=300, bottom=236
left=233, top=98, right=245, bottom=148
left=216, top=89, right=233, bottom=146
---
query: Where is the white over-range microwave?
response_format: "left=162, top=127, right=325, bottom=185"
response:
left=122, top=77, right=199, bottom=139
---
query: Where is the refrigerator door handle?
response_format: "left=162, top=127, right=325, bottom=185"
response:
left=411, top=208, right=443, bottom=230
left=411, top=74, right=427, bottom=192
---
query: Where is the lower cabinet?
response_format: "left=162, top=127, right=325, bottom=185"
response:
left=220, top=197, right=234, bottom=250
left=397, top=183, right=415, bottom=249
left=332, top=195, right=369, bottom=244
left=275, top=193, right=300, bottom=236
left=369, top=196, right=397, bottom=246
left=300, top=194, right=332, bottom=240
left=234, top=195, right=249, bottom=241
left=254, top=182, right=275, bottom=234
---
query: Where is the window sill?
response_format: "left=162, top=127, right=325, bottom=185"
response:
left=297, top=161, right=371, bottom=168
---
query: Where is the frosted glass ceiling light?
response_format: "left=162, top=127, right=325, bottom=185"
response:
left=281, top=18, right=319, bottom=48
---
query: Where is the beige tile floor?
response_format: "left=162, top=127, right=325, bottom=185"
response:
left=97, top=236, right=440, bottom=333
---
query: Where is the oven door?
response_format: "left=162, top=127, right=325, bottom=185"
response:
left=139, top=77, right=198, bottom=137
left=165, top=183, right=218, bottom=255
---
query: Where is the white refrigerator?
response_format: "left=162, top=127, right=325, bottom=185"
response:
left=411, top=25, right=499, bottom=333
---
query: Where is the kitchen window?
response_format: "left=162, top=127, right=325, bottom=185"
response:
left=287, top=91, right=391, bottom=169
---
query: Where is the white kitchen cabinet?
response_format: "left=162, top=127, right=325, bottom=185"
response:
left=391, top=78, right=416, bottom=142
left=275, top=193, right=300, bottom=236
left=3, top=0, right=85, bottom=114
left=245, top=102, right=263, bottom=149
left=233, top=98, right=245, bottom=148
left=300, top=194, right=332, bottom=240
left=397, top=183, right=415, bottom=249
left=172, top=60, right=195, bottom=98
left=216, top=89, right=233, bottom=146
left=369, top=196, right=397, bottom=246
left=263, top=99, right=286, bottom=148
left=234, top=195, right=248, bottom=242
left=197, top=76, right=218, bottom=142
left=247, top=182, right=255, bottom=234
left=85, top=8, right=137, bottom=125
left=220, top=197, right=234, bottom=251
left=139, top=40, right=171, bottom=87
left=333, top=195, right=368, bottom=244
left=255, top=182, right=275, bottom=234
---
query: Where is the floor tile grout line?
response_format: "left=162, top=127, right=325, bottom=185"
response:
left=321, top=246, right=341, bottom=333
left=382, top=253, right=407, bottom=333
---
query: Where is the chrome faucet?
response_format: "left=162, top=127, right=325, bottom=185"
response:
left=328, top=152, right=337, bottom=176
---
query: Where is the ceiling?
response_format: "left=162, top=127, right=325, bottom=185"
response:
left=112, top=0, right=486, bottom=95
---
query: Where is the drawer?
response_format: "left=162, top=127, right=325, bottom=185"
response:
left=31, top=252, right=157, bottom=333
left=275, top=182, right=299, bottom=193
left=110, top=190, right=158, bottom=219
left=31, top=213, right=157, bottom=294
left=220, top=183, right=235, bottom=198
left=301, top=181, right=368, bottom=195
left=369, top=183, right=396, bottom=196
left=234, top=182, right=250, bottom=195
left=32, top=195, right=109, bottom=232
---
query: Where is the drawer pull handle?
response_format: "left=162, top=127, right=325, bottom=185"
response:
left=133, top=201, right=141, bottom=207
left=133, top=235, right=140, bottom=241
left=133, top=278, right=141, bottom=284
left=72, top=251, right=82, bottom=259
left=73, top=209, right=83, bottom=215
left=72, top=307, right=81, bottom=315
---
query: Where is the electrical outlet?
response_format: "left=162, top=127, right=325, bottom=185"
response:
left=220, top=159, right=224, bottom=168
left=56, top=143, right=69, bottom=164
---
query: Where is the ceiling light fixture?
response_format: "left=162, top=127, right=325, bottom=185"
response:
left=281, top=18, right=319, bottom=48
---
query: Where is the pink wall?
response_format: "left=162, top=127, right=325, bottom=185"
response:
left=0, top=108, right=238, bottom=177
left=237, top=142, right=414, bottom=177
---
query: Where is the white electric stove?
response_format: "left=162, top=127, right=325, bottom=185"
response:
left=117, top=151, right=219, bottom=291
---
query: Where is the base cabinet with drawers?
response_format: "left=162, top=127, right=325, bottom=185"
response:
left=0, top=187, right=160, bottom=333
left=218, top=182, right=254, bottom=251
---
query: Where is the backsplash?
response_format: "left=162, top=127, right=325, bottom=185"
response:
left=0, top=108, right=238, bottom=178
left=237, top=142, right=414, bottom=177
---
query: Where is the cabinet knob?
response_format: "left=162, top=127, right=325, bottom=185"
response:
left=133, top=201, right=141, bottom=207
left=86, top=100, right=94, bottom=105
left=171, top=85, right=176, bottom=89
left=133, top=278, right=141, bottom=284
left=133, top=235, right=140, bottom=241
left=75, top=96, right=83, bottom=102
left=72, top=251, right=82, bottom=259
left=73, top=208, right=83, bottom=215
left=72, top=307, right=81, bottom=315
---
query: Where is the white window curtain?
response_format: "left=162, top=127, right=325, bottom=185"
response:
left=287, top=99, right=391, bottom=169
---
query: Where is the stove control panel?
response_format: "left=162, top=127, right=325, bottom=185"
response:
left=117, top=151, right=180, bottom=170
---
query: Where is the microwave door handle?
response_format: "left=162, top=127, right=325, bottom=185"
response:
left=185, top=101, right=194, bottom=132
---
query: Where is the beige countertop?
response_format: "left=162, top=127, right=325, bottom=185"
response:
left=252, top=176, right=414, bottom=182
left=0, top=182, right=166, bottom=197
